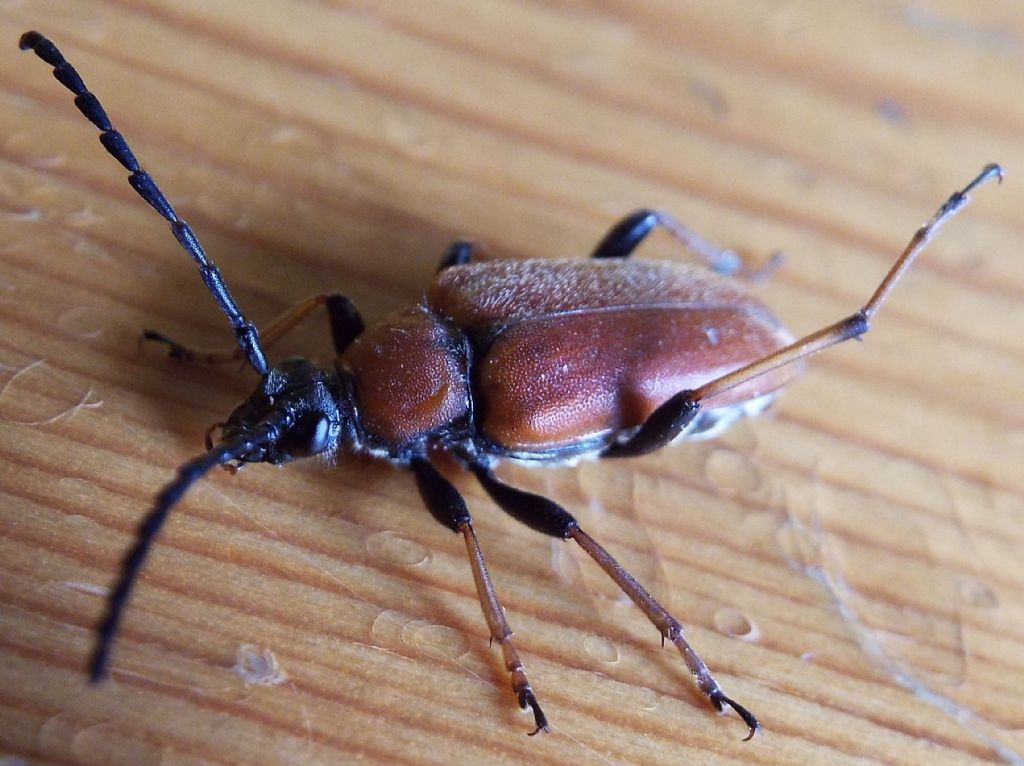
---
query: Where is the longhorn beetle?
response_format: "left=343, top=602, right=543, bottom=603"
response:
left=21, top=30, right=1002, bottom=740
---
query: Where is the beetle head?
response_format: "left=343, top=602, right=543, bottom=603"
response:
left=219, top=357, right=347, bottom=465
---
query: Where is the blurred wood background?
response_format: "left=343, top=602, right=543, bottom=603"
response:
left=1, top=2, right=1022, bottom=764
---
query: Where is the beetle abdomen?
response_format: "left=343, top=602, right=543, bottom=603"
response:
left=430, top=260, right=796, bottom=454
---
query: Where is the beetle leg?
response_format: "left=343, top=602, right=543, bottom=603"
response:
left=470, top=463, right=757, bottom=739
left=590, top=209, right=746, bottom=275
left=470, top=463, right=578, bottom=538
left=142, top=293, right=365, bottom=363
left=601, top=391, right=703, bottom=459
left=568, top=526, right=759, bottom=740
left=675, top=164, right=1004, bottom=408
left=323, top=294, right=367, bottom=354
left=437, top=240, right=475, bottom=272
left=602, top=164, right=1003, bottom=452
left=411, top=457, right=549, bottom=735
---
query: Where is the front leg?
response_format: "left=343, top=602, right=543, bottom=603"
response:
left=410, top=457, right=549, bottom=735
left=142, top=292, right=366, bottom=363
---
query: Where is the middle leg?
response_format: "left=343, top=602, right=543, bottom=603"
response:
left=436, top=240, right=475, bottom=272
left=470, top=463, right=759, bottom=739
left=590, top=209, right=745, bottom=275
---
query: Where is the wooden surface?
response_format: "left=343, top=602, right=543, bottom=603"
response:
left=1, top=2, right=1022, bottom=764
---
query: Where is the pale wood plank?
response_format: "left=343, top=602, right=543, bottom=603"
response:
left=1, top=2, right=1022, bottom=764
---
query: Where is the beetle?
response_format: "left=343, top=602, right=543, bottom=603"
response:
left=20, top=30, right=1001, bottom=741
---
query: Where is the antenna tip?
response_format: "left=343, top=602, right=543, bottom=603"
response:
left=19, top=31, right=43, bottom=51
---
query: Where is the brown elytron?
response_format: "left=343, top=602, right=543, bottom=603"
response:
left=430, top=260, right=797, bottom=451
left=20, top=29, right=1002, bottom=742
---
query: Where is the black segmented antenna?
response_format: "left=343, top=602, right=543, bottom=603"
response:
left=88, top=411, right=294, bottom=681
left=19, top=30, right=268, bottom=375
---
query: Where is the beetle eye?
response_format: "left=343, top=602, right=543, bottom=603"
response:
left=281, top=414, right=332, bottom=457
